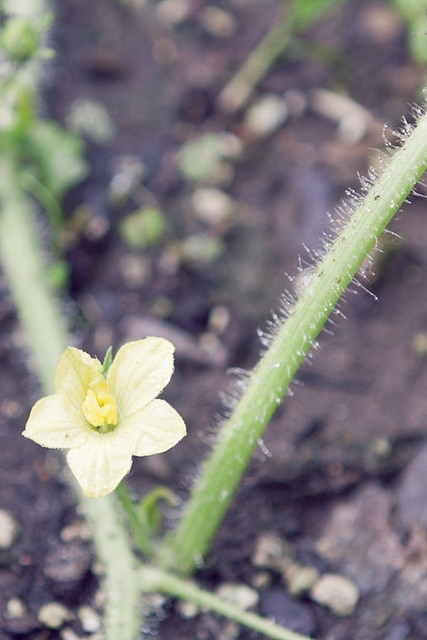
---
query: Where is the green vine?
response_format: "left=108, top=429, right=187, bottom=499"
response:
left=161, top=107, right=427, bottom=576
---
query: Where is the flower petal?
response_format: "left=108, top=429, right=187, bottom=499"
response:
left=55, top=347, right=103, bottom=412
left=66, top=433, right=134, bottom=497
left=120, top=399, right=186, bottom=457
left=22, top=394, right=88, bottom=449
left=107, top=338, right=175, bottom=416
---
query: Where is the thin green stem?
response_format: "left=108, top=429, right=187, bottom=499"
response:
left=141, top=566, right=312, bottom=640
left=0, top=161, right=66, bottom=392
left=161, top=110, right=427, bottom=575
left=116, top=481, right=153, bottom=556
left=0, top=156, right=142, bottom=640
left=218, top=8, right=291, bottom=112
left=218, top=0, right=346, bottom=113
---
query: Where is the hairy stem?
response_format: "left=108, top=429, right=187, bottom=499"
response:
left=0, top=156, right=142, bottom=640
left=141, top=566, right=312, bottom=640
left=162, top=109, right=427, bottom=575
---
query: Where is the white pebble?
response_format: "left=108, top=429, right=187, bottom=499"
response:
left=216, top=583, right=259, bottom=610
left=200, top=6, right=237, bottom=38
left=66, top=98, right=115, bottom=144
left=244, top=94, right=288, bottom=138
left=176, top=599, right=199, bottom=619
left=252, top=532, right=294, bottom=570
left=78, top=605, right=101, bottom=633
left=6, top=598, right=26, bottom=618
left=60, top=521, right=92, bottom=543
left=191, top=188, right=236, bottom=225
left=60, top=629, right=80, bottom=640
left=38, top=602, right=71, bottom=629
left=310, top=574, right=359, bottom=616
left=0, top=510, right=19, bottom=549
left=284, top=562, right=319, bottom=596
left=156, top=0, right=191, bottom=25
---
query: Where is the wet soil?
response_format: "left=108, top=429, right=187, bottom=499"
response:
left=2, top=1, right=427, bottom=639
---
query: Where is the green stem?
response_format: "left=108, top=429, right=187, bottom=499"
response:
left=116, top=481, right=153, bottom=556
left=0, top=5, right=143, bottom=633
left=162, top=110, right=427, bottom=575
left=0, top=159, right=65, bottom=391
left=218, top=8, right=291, bottom=112
left=217, top=0, right=346, bottom=113
left=141, top=566, right=311, bottom=640
left=22, top=171, right=65, bottom=240
left=0, top=156, right=142, bottom=640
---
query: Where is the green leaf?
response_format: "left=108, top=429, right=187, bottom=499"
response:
left=138, top=487, right=178, bottom=537
left=178, top=133, right=228, bottom=182
left=120, top=207, right=166, bottom=249
left=0, top=16, right=39, bottom=62
left=288, top=0, right=346, bottom=30
left=102, top=346, right=114, bottom=377
left=27, top=121, right=89, bottom=199
left=392, top=0, right=427, bottom=64
left=392, top=0, right=426, bottom=21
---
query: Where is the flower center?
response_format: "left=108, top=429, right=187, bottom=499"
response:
left=82, top=378, right=118, bottom=433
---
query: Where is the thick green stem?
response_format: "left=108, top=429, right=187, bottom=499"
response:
left=141, top=566, right=312, bottom=640
left=0, top=157, right=142, bottom=640
left=162, top=110, right=427, bottom=575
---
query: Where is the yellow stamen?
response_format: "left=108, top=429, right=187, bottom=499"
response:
left=82, top=379, right=118, bottom=429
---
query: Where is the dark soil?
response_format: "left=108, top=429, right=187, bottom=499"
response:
left=2, top=1, right=427, bottom=639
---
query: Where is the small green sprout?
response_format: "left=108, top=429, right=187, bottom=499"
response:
left=120, top=207, right=167, bottom=249
left=0, top=17, right=39, bottom=62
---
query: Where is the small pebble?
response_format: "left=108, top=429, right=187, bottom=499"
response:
left=252, top=571, right=271, bottom=589
left=222, top=620, right=240, bottom=640
left=78, top=605, right=101, bottom=633
left=66, top=98, right=115, bottom=144
left=412, top=331, right=427, bottom=357
left=38, top=602, right=71, bottom=629
left=252, top=532, right=294, bottom=571
left=199, top=6, right=237, bottom=38
left=60, top=521, right=92, bottom=543
left=1, top=399, right=23, bottom=418
left=191, top=188, right=237, bottom=225
left=283, top=562, right=319, bottom=596
left=216, top=583, right=259, bottom=610
left=208, top=305, right=230, bottom=335
left=119, top=255, right=151, bottom=288
left=61, top=628, right=81, bottom=640
left=0, top=510, right=19, bottom=549
left=156, top=0, right=191, bottom=25
left=6, top=598, right=26, bottom=618
left=358, top=4, right=402, bottom=45
left=244, top=94, right=288, bottom=138
left=310, top=573, right=359, bottom=616
left=310, top=88, right=373, bottom=143
left=176, top=599, right=199, bottom=619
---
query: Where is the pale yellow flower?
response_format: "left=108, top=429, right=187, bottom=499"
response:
left=22, top=338, right=186, bottom=497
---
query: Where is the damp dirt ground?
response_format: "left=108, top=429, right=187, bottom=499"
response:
left=2, top=1, right=427, bottom=639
